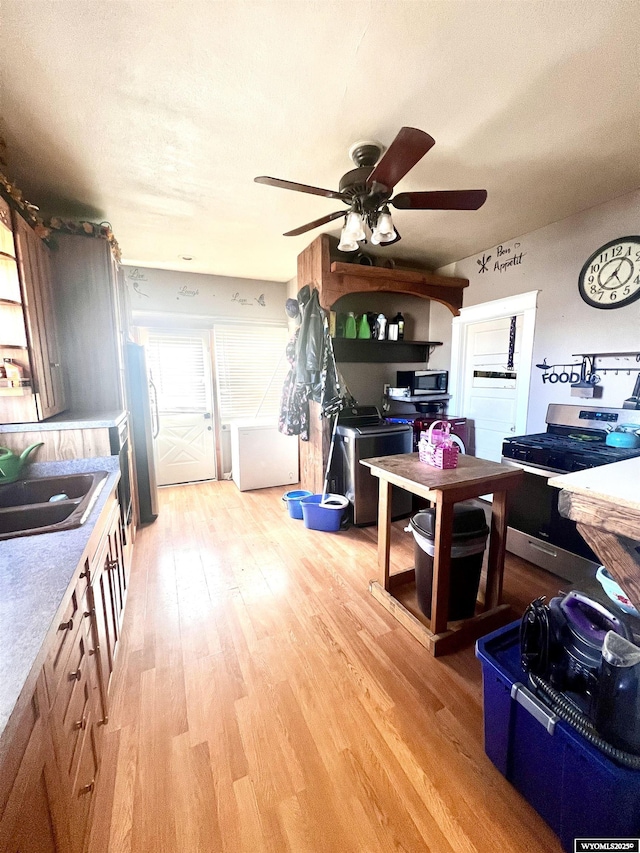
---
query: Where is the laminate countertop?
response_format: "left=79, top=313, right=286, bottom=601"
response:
left=549, top=456, right=640, bottom=513
left=0, top=410, right=126, bottom=433
left=0, top=457, right=121, bottom=742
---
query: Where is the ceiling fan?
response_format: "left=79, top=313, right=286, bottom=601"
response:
left=254, top=127, right=487, bottom=251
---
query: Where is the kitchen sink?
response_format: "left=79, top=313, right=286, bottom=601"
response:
left=0, top=472, right=109, bottom=540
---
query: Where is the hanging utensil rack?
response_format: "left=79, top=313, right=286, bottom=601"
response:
left=572, top=351, right=640, bottom=382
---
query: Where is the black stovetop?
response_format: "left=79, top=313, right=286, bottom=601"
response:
left=502, top=425, right=640, bottom=473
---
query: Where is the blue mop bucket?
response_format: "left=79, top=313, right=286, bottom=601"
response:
left=282, top=489, right=313, bottom=519
left=300, top=494, right=348, bottom=532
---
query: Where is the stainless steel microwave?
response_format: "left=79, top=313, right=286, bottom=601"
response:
left=396, top=370, right=448, bottom=396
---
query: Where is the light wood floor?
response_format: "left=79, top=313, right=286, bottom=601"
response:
left=88, top=480, right=565, bottom=853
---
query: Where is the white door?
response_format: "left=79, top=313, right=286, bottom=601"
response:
left=450, top=291, right=538, bottom=463
left=463, top=316, right=522, bottom=461
left=146, top=330, right=217, bottom=486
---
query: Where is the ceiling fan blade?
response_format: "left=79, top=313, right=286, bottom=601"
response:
left=255, top=176, right=344, bottom=200
left=392, top=189, right=488, bottom=210
left=366, top=127, right=435, bottom=190
left=283, top=210, right=346, bottom=237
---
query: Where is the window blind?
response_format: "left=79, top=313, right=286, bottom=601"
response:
left=146, top=333, right=209, bottom=411
left=214, top=324, right=288, bottom=422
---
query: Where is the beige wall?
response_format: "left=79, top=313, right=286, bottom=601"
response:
left=124, top=265, right=288, bottom=476
left=124, top=265, right=288, bottom=324
left=431, top=189, right=640, bottom=433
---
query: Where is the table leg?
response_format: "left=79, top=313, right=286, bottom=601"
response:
left=377, top=478, right=392, bottom=590
left=485, top=488, right=508, bottom=610
left=431, top=493, right=454, bottom=635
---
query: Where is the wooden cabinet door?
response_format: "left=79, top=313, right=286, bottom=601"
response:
left=0, top=677, right=70, bottom=853
left=12, top=213, right=66, bottom=419
left=108, top=509, right=126, bottom=623
left=50, top=234, right=123, bottom=413
left=86, top=498, right=126, bottom=725
left=88, top=539, right=116, bottom=723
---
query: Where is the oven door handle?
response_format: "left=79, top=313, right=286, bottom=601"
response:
left=500, top=457, right=564, bottom=479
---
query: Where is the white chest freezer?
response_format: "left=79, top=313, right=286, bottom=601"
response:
left=230, top=421, right=299, bottom=491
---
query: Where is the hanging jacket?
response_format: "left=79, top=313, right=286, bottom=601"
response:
left=278, top=327, right=310, bottom=440
left=295, top=285, right=325, bottom=403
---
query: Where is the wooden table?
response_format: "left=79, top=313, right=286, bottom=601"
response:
left=361, top=453, right=523, bottom=656
left=549, top=457, right=640, bottom=612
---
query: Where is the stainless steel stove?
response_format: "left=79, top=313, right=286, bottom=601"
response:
left=501, top=404, right=640, bottom=582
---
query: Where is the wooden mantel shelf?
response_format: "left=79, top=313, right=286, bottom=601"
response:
left=298, top=234, right=468, bottom=316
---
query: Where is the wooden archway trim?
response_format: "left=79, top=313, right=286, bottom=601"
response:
left=297, top=234, right=468, bottom=315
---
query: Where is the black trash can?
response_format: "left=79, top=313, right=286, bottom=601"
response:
left=409, top=503, right=489, bottom=621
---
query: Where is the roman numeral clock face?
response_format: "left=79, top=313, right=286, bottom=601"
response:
left=578, top=236, right=640, bottom=309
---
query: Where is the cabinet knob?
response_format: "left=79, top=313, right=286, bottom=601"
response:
left=68, top=669, right=82, bottom=682
left=78, top=780, right=95, bottom=796
left=73, top=716, right=87, bottom=731
left=58, top=618, right=74, bottom=632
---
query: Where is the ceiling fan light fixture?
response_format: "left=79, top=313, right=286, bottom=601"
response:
left=371, top=208, right=396, bottom=244
left=338, top=224, right=359, bottom=252
left=343, top=210, right=366, bottom=242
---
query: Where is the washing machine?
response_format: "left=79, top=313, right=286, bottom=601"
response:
left=330, top=406, right=413, bottom=526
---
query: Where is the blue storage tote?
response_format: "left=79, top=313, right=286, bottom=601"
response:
left=476, top=621, right=640, bottom=852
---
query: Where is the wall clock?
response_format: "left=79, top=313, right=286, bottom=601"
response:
left=578, top=236, right=640, bottom=309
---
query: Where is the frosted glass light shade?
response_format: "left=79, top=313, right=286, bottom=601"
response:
left=338, top=226, right=359, bottom=252
left=372, top=209, right=396, bottom=243
left=343, top=211, right=366, bottom=242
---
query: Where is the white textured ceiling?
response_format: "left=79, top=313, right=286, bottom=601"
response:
left=1, top=0, right=639, bottom=282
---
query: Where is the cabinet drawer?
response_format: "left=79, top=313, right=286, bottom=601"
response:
left=50, top=594, right=93, bottom=775
left=43, top=577, right=86, bottom=704
left=69, top=713, right=99, bottom=853
left=52, top=652, right=92, bottom=784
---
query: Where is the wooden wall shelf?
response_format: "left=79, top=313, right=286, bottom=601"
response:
left=297, top=234, right=468, bottom=316
left=332, top=338, right=442, bottom=363
left=296, top=234, right=468, bottom=492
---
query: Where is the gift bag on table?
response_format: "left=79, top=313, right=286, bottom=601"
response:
left=418, top=420, right=459, bottom=469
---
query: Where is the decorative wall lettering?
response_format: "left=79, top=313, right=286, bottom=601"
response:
left=177, top=285, right=199, bottom=298
left=493, top=241, right=525, bottom=273
left=535, top=358, right=582, bottom=384
left=255, top=293, right=266, bottom=307
left=127, top=267, right=149, bottom=297
left=476, top=241, right=526, bottom=275
left=231, top=292, right=253, bottom=306
left=128, top=268, right=147, bottom=281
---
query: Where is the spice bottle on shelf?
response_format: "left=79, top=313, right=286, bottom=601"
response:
left=387, top=317, right=399, bottom=341
left=392, top=312, right=405, bottom=340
